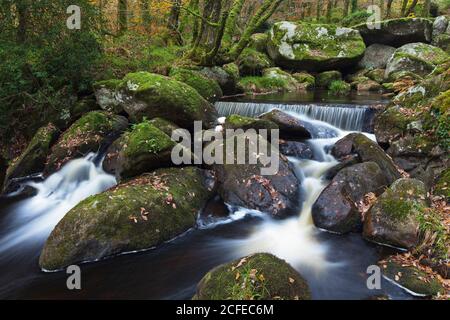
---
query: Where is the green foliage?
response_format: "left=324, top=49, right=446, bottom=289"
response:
left=329, top=80, right=351, bottom=95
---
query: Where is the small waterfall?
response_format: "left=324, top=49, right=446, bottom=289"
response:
left=215, top=101, right=371, bottom=132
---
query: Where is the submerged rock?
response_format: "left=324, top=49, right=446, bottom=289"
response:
left=258, top=109, right=312, bottom=139
left=363, top=178, right=427, bottom=249
left=358, top=44, right=396, bottom=69
left=332, top=133, right=401, bottom=184
left=4, top=123, right=59, bottom=191
left=385, top=43, right=448, bottom=79
left=312, top=162, right=388, bottom=234
left=212, top=133, right=300, bottom=218
left=267, top=22, right=365, bottom=71
left=380, top=258, right=444, bottom=297
left=45, top=111, right=128, bottom=174
left=194, top=253, right=311, bottom=300
left=39, top=167, right=214, bottom=270
left=103, top=121, right=176, bottom=181
left=355, top=18, right=432, bottom=47
left=169, top=67, right=223, bottom=102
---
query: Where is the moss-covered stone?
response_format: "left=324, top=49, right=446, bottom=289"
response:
left=169, top=67, right=223, bottom=102
left=267, top=22, right=366, bottom=71
left=237, top=68, right=302, bottom=94
left=385, top=43, right=449, bottom=79
left=374, top=106, right=413, bottom=145
left=224, top=114, right=278, bottom=131
left=103, top=121, right=176, bottom=180
left=4, top=123, right=59, bottom=190
left=316, top=71, right=342, bottom=88
left=193, top=253, right=311, bottom=300
left=199, top=65, right=239, bottom=95
left=249, top=33, right=269, bottom=53
left=237, top=48, right=272, bottom=76
left=39, top=167, right=214, bottom=270
left=363, top=178, right=428, bottom=249
left=148, top=117, right=179, bottom=137
left=351, top=76, right=383, bottom=92
left=93, top=79, right=123, bottom=113
left=117, top=72, right=217, bottom=129
left=222, top=62, right=240, bottom=84
left=328, top=80, right=351, bottom=95
left=380, top=259, right=444, bottom=297
left=292, top=72, right=315, bottom=90
left=45, top=111, right=128, bottom=174
left=366, top=68, right=386, bottom=83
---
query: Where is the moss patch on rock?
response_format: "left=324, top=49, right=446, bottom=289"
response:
left=194, top=253, right=311, bottom=300
left=224, top=114, right=278, bottom=131
left=237, top=48, right=273, bottom=76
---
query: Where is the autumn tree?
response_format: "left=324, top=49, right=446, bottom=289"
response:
left=385, top=0, right=394, bottom=18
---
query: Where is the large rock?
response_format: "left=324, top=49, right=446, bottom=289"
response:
left=224, top=114, right=278, bottom=131
left=258, top=109, right=312, bottom=139
left=355, top=18, right=432, bottom=47
left=237, top=48, right=272, bottom=76
left=332, top=133, right=401, bottom=184
left=279, top=140, right=313, bottom=159
left=358, top=44, right=396, bottom=69
left=249, top=33, right=269, bottom=53
left=169, top=67, right=223, bottom=102
left=199, top=65, right=239, bottom=95
left=385, top=43, right=449, bottom=79
left=45, top=111, right=128, bottom=174
left=193, top=253, right=311, bottom=300
left=213, top=133, right=300, bottom=218
left=93, top=79, right=123, bottom=113
left=237, top=68, right=304, bottom=94
left=39, top=167, right=214, bottom=270
left=267, top=22, right=366, bottom=71
left=380, top=258, right=444, bottom=297
left=432, top=15, right=449, bottom=40
left=312, top=162, right=388, bottom=234
left=3, top=123, right=59, bottom=191
left=116, top=72, right=217, bottom=129
left=316, top=71, right=342, bottom=88
left=148, top=117, right=179, bottom=137
left=432, top=16, right=450, bottom=52
left=363, top=178, right=427, bottom=249
left=103, top=121, right=176, bottom=181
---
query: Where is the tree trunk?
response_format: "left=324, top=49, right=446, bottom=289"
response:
left=379, top=0, right=384, bottom=17
left=316, top=0, right=322, bottom=20
left=423, top=0, right=430, bottom=17
left=221, top=0, right=245, bottom=46
left=351, top=0, right=358, bottom=13
left=167, top=0, right=182, bottom=44
left=17, top=1, right=27, bottom=43
left=401, top=0, right=408, bottom=16
left=326, top=0, right=333, bottom=22
left=343, top=0, right=350, bottom=16
left=405, top=0, right=418, bottom=16
left=140, top=0, right=151, bottom=31
left=118, top=0, right=128, bottom=34
left=386, top=0, right=393, bottom=18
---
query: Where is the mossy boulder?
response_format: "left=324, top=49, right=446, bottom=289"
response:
left=148, top=117, right=179, bottom=137
left=93, top=79, right=123, bottom=113
left=237, top=68, right=302, bottom=94
left=374, top=106, right=412, bottom=146
left=39, top=167, right=215, bottom=270
left=358, top=44, right=396, bottom=69
left=292, top=72, right=315, bottom=90
left=431, top=15, right=449, bottom=51
left=351, top=77, right=383, bottom=92
left=193, top=253, right=311, bottom=300
left=332, top=133, right=401, bottom=184
left=199, top=65, right=239, bottom=95
left=355, top=18, right=432, bottom=47
left=116, top=72, right=217, bottom=129
left=267, top=22, right=366, bottom=71
left=169, top=67, right=223, bottom=102
left=4, top=123, right=59, bottom=191
left=366, top=68, right=386, bottom=84
left=312, top=162, right=388, bottom=234
left=363, top=178, right=428, bottom=249
left=258, top=109, right=312, bottom=139
left=380, top=259, right=445, bottom=297
left=316, top=71, right=342, bottom=88
left=329, top=80, right=351, bottom=95
left=249, top=33, right=269, bottom=53
left=103, top=121, right=176, bottom=181
left=224, top=114, right=278, bottom=131
left=385, top=43, right=449, bottom=79
left=222, top=63, right=240, bottom=85
left=237, top=48, right=272, bottom=76
left=212, top=132, right=300, bottom=218
left=45, top=111, right=128, bottom=174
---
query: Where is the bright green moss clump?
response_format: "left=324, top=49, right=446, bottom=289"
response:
left=125, top=121, right=175, bottom=157
left=225, top=114, right=278, bottom=131
left=329, top=80, right=351, bottom=95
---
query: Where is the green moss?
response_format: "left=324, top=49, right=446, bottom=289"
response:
left=169, top=67, right=223, bottom=102
left=292, top=72, right=315, bottom=88
left=238, top=76, right=287, bottom=93
left=148, top=117, right=179, bottom=137
left=316, top=71, right=342, bottom=88
left=222, top=62, right=240, bottom=83
left=416, top=208, right=449, bottom=260
left=62, top=111, right=116, bottom=143
left=329, top=80, right=351, bottom=95
left=225, top=114, right=278, bottom=131
left=194, top=253, right=311, bottom=300
left=125, top=121, right=175, bottom=156
left=237, top=48, right=272, bottom=76
left=93, top=79, right=122, bottom=91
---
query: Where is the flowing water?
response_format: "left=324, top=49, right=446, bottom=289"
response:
left=0, top=98, right=411, bottom=300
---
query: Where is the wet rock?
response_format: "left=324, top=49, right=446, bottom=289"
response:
left=379, top=258, right=444, bottom=297
left=385, top=43, right=448, bottom=79
left=355, top=18, right=432, bottom=47
left=279, top=140, right=313, bottom=159
left=358, top=44, right=396, bottom=69
left=194, top=253, right=311, bottom=300
left=324, top=155, right=359, bottom=180
left=332, top=133, right=401, bottom=184
left=267, top=22, right=365, bottom=71
left=39, top=167, right=214, bottom=271
left=312, top=162, right=388, bottom=234
left=212, top=133, right=300, bottom=218
left=169, top=67, right=223, bottom=102
left=3, top=123, right=59, bottom=191
left=363, top=178, right=427, bottom=249
left=258, top=109, right=312, bottom=139
left=103, top=121, right=176, bottom=181
left=45, top=111, right=128, bottom=174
